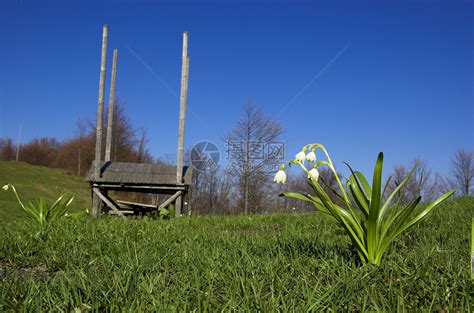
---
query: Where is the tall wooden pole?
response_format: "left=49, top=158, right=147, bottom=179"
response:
left=176, top=31, right=189, bottom=217
left=105, top=49, right=118, bottom=162
left=92, top=24, right=108, bottom=217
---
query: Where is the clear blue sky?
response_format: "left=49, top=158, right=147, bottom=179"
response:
left=0, top=0, right=472, bottom=177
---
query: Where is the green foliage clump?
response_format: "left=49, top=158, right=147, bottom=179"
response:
left=280, top=143, right=455, bottom=265
left=0, top=161, right=90, bottom=224
left=2, top=184, right=86, bottom=239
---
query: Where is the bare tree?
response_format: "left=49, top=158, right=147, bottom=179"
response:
left=223, top=103, right=283, bottom=214
left=74, top=118, right=88, bottom=175
left=449, top=149, right=474, bottom=196
left=408, top=158, right=432, bottom=200
left=19, top=137, right=61, bottom=166
left=190, top=166, right=234, bottom=215
left=109, top=101, right=138, bottom=162
left=384, top=165, right=410, bottom=204
left=0, top=138, right=16, bottom=161
left=136, top=128, right=153, bottom=163
left=10, top=99, right=153, bottom=178
left=385, top=158, right=442, bottom=203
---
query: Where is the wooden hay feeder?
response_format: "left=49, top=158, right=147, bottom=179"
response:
left=87, top=25, right=191, bottom=218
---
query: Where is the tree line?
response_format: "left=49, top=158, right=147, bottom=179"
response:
left=1, top=102, right=473, bottom=215
left=1, top=101, right=154, bottom=176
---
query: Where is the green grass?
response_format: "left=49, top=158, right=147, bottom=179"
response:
left=0, top=161, right=90, bottom=224
left=1, top=197, right=473, bottom=311
left=0, top=162, right=472, bottom=310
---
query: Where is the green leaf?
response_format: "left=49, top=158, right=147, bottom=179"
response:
left=355, top=171, right=372, bottom=201
left=379, top=167, right=415, bottom=224
left=344, top=162, right=370, bottom=216
left=367, top=152, right=384, bottom=261
left=378, top=195, right=421, bottom=256
left=377, top=189, right=454, bottom=262
left=281, top=192, right=333, bottom=217
left=382, top=176, right=392, bottom=200
left=347, top=178, right=369, bottom=217
left=318, top=178, right=346, bottom=205
left=398, top=190, right=455, bottom=233
left=308, top=180, right=368, bottom=259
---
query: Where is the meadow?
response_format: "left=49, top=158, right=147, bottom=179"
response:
left=0, top=162, right=473, bottom=311
left=0, top=162, right=90, bottom=224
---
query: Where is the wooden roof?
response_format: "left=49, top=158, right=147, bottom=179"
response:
left=86, top=161, right=192, bottom=185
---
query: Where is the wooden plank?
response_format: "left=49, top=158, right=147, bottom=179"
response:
left=93, top=188, right=126, bottom=218
left=94, top=184, right=187, bottom=190
left=105, top=49, right=118, bottom=162
left=86, top=162, right=193, bottom=185
left=110, top=210, right=134, bottom=215
left=92, top=25, right=108, bottom=218
left=159, top=191, right=182, bottom=209
left=116, top=200, right=158, bottom=209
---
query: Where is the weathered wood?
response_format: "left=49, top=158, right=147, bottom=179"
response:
left=176, top=32, right=189, bottom=217
left=93, top=187, right=126, bottom=218
left=92, top=25, right=108, bottom=218
left=117, top=200, right=158, bottom=209
left=110, top=210, right=134, bottom=215
left=87, top=31, right=194, bottom=219
left=159, top=191, right=182, bottom=209
left=175, top=56, right=190, bottom=216
left=93, top=184, right=187, bottom=192
left=91, top=187, right=101, bottom=216
left=105, top=49, right=118, bottom=162
left=86, top=161, right=192, bottom=185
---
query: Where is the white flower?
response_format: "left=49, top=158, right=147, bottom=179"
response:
left=273, top=169, right=287, bottom=184
left=306, top=151, right=316, bottom=162
left=2, top=184, right=8, bottom=191
left=308, top=168, right=320, bottom=181
left=295, top=151, right=306, bottom=163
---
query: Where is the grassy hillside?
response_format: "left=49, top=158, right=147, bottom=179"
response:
left=0, top=161, right=90, bottom=223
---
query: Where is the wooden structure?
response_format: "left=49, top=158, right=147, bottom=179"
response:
left=87, top=25, right=191, bottom=218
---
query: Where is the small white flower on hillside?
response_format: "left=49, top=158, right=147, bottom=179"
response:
left=274, top=169, right=287, bottom=184
left=2, top=184, right=9, bottom=191
left=306, top=151, right=316, bottom=162
left=295, top=151, right=306, bottom=163
left=308, top=168, right=320, bottom=181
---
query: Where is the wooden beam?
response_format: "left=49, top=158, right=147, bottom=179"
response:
left=92, top=24, right=108, bottom=218
left=105, top=49, right=118, bottom=162
left=176, top=31, right=189, bottom=217
left=117, top=200, right=158, bottom=209
left=92, top=184, right=187, bottom=191
left=110, top=210, right=134, bottom=215
left=93, top=188, right=126, bottom=218
left=159, top=191, right=182, bottom=209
